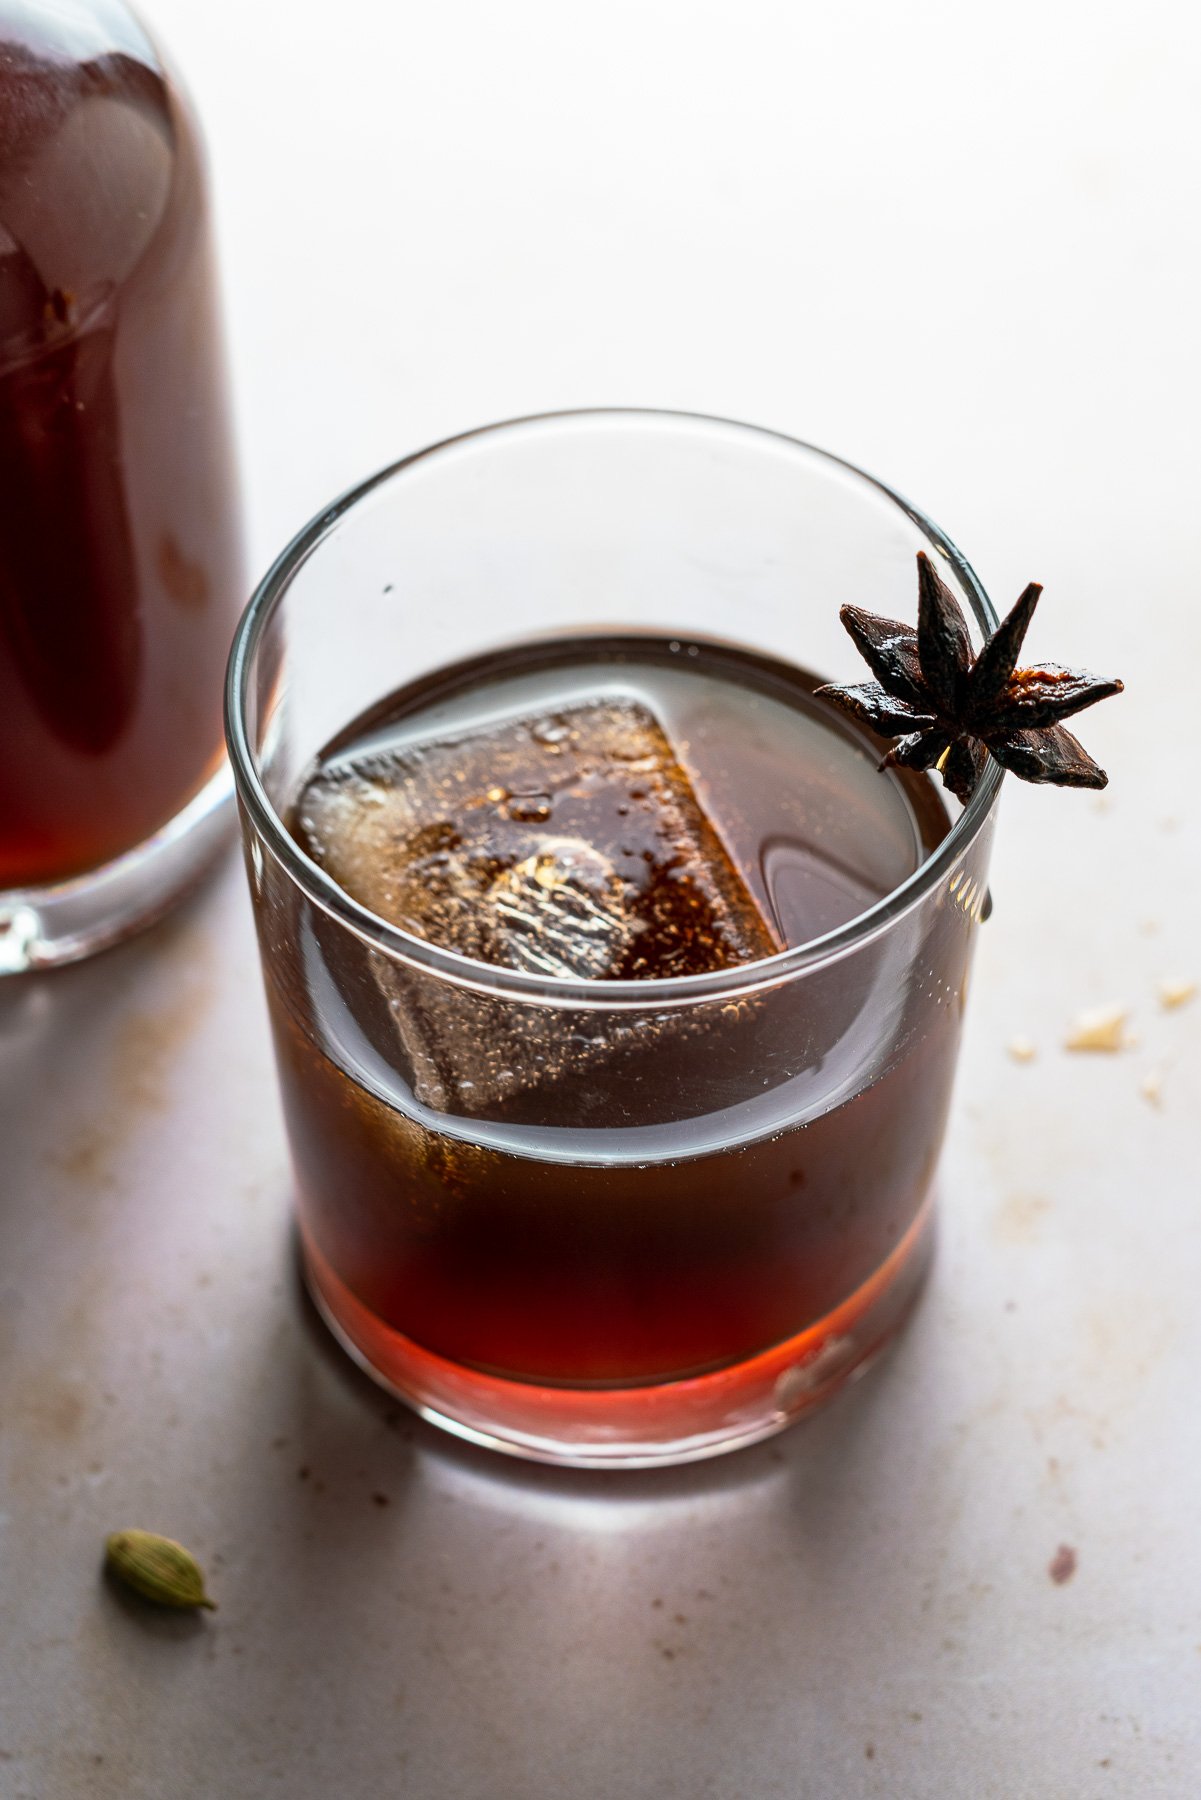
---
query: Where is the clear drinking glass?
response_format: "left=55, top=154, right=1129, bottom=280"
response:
left=226, top=410, right=1000, bottom=1468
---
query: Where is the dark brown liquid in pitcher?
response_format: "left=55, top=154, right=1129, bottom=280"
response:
left=272, top=636, right=968, bottom=1387
left=0, top=5, right=243, bottom=887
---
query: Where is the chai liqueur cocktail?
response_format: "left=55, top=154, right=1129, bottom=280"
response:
left=272, top=635, right=967, bottom=1415
left=228, top=412, right=1005, bottom=1466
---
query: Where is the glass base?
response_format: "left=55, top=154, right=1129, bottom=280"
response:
left=0, top=762, right=235, bottom=974
left=301, top=1197, right=936, bottom=1469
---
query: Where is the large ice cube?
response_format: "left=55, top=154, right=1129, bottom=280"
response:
left=296, top=695, right=782, bottom=981
left=292, top=694, right=781, bottom=1116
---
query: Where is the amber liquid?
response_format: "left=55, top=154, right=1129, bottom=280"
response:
left=270, top=636, right=963, bottom=1389
left=0, top=12, right=242, bottom=887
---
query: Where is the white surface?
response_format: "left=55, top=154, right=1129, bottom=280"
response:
left=2, top=1, right=1200, bottom=1794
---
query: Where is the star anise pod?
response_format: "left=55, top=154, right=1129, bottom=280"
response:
left=816, top=553, right=1124, bottom=804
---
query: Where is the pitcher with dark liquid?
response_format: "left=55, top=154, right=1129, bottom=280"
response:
left=0, top=0, right=243, bottom=970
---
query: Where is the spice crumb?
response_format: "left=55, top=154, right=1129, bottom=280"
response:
left=1158, top=979, right=1196, bottom=1011
left=1065, top=1006, right=1130, bottom=1053
left=1139, top=918, right=1160, bottom=936
left=1048, top=1543, right=1078, bottom=1584
left=865, top=1744, right=876, bottom=1760
left=1007, top=1035, right=1037, bottom=1063
left=1139, top=1069, right=1164, bottom=1108
left=371, top=1492, right=390, bottom=1508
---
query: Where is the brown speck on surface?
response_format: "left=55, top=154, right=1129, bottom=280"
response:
left=651, top=1597, right=663, bottom=1610
left=673, top=1612, right=687, bottom=1626
left=52, top=1122, right=117, bottom=1188
left=157, top=534, right=210, bottom=610
left=271, top=1436, right=289, bottom=1450
left=371, top=1492, right=390, bottom=1508
left=1099, top=1758, right=1112, bottom=1769
left=50, top=933, right=215, bottom=1185
left=865, top=1744, right=875, bottom=1760
left=660, top=1647, right=676, bottom=1661
left=1065, top=1006, right=1130, bottom=1053
left=297, top=1466, right=310, bottom=1481
left=1049, top=1543, right=1078, bottom=1584
left=1158, top=978, right=1196, bottom=1011
left=16, top=1379, right=85, bottom=1445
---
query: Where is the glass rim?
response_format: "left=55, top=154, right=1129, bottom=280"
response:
left=225, top=407, right=1002, bottom=1007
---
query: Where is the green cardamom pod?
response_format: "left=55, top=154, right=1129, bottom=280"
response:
left=104, top=1530, right=216, bottom=1611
